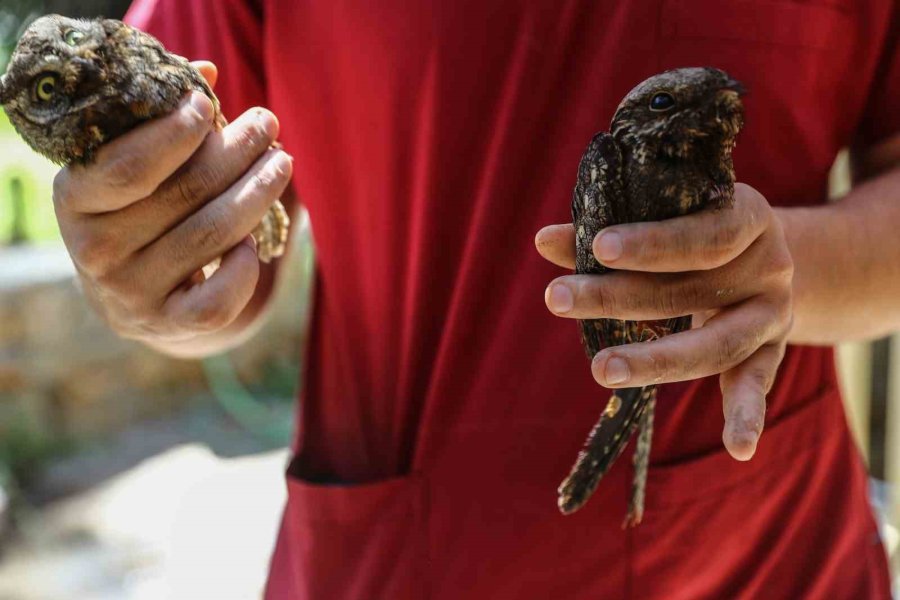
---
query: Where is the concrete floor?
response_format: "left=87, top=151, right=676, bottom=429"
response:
left=0, top=444, right=288, bottom=600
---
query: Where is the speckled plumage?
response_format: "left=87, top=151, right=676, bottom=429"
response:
left=0, top=14, right=288, bottom=262
left=558, top=67, right=745, bottom=525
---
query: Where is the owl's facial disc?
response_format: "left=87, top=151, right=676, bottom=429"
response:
left=1, top=15, right=107, bottom=107
left=4, top=52, right=106, bottom=127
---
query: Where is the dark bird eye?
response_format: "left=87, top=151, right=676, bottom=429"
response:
left=64, top=29, right=86, bottom=46
left=35, top=74, right=58, bottom=102
left=649, top=92, right=676, bottom=112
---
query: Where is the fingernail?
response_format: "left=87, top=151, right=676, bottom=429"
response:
left=726, top=428, right=759, bottom=461
left=243, top=234, right=258, bottom=252
left=271, top=152, right=293, bottom=177
left=190, top=92, right=214, bottom=122
left=605, top=357, right=630, bottom=385
left=724, top=407, right=762, bottom=461
left=594, top=231, right=623, bottom=262
left=546, top=284, right=573, bottom=313
left=257, top=109, right=279, bottom=138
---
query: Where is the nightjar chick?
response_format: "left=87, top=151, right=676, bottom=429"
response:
left=558, top=67, right=745, bottom=525
left=0, top=14, right=289, bottom=262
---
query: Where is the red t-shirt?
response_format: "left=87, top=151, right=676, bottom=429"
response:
left=127, top=1, right=898, bottom=598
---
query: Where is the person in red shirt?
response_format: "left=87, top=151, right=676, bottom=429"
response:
left=48, top=0, right=897, bottom=597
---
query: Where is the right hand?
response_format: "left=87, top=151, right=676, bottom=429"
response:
left=52, top=63, right=293, bottom=344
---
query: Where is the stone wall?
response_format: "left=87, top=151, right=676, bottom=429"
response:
left=0, top=224, right=312, bottom=444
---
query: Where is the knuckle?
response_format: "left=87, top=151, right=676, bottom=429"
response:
left=233, top=117, right=271, bottom=156
left=248, top=152, right=291, bottom=193
left=176, top=95, right=214, bottom=133
left=234, top=122, right=263, bottom=152
left=186, top=104, right=212, bottom=131
left=71, top=232, right=118, bottom=276
left=708, top=221, right=742, bottom=262
left=249, top=171, right=275, bottom=193
left=95, top=272, right=152, bottom=316
left=188, top=296, right=233, bottom=332
left=714, top=329, right=745, bottom=371
left=591, top=280, right=616, bottom=316
left=735, top=182, right=763, bottom=206
left=772, top=294, right=794, bottom=335
left=782, top=312, right=795, bottom=338
left=190, top=207, right=231, bottom=255
left=772, top=250, right=794, bottom=282
left=647, top=350, right=674, bottom=383
left=671, top=226, right=693, bottom=259
left=119, top=286, right=153, bottom=315
left=746, top=365, right=774, bottom=393
left=104, top=155, right=153, bottom=197
left=640, top=226, right=666, bottom=260
left=120, top=309, right=164, bottom=339
left=52, top=169, right=76, bottom=211
left=660, top=285, right=683, bottom=315
left=249, top=160, right=285, bottom=194
left=761, top=245, right=794, bottom=288
left=173, top=162, right=219, bottom=208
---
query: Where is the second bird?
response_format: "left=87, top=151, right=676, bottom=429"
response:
left=558, top=67, right=745, bottom=525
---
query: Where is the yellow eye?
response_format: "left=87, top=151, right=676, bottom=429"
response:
left=64, top=29, right=86, bottom=46
left=35, top=75, right=57, bottom=101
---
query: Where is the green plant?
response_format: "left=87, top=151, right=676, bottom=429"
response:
left=0, top=415, right=74, bottom=491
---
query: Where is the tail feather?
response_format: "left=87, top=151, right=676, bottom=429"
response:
left=557, top=386, right=654, bottom=514
left=623, top=390, right=656, bottom=527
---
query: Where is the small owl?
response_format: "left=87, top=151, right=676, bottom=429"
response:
left=0, top=14, right=288, bottom=262
left=558, top=67, right=745, bottom=525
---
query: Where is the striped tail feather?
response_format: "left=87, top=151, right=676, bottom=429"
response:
left=557, top=385, right=655, bottom=515
left=624, top=387, right=657, bottom=527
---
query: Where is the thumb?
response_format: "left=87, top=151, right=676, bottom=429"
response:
left=191, top=60, right=218, bottom=88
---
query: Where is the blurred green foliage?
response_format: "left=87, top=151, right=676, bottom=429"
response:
left=0, top=112, right=61, bottom=243
left=0, top=413, right=73, bottom=491
left=1, top=3, right=57, bottom=244
left=0, top=1, right=42, bottom=72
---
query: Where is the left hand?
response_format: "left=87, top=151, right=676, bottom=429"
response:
left=535, top=183, right=794, bottom=461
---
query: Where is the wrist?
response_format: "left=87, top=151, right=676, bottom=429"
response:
left=774, top=202, right=870, bottom=344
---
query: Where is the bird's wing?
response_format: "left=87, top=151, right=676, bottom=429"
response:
left=571, top=131, right=627, bottom=358
left=561, top=132, right=657, bottom=516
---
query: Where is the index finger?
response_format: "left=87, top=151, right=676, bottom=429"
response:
left=53, top=91, right=216, bottom=214
left=535, top=223, right=576, bottom=269
left=592, top=183, right=770, bottom=273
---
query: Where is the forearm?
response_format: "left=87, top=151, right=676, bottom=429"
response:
left=779, top=164, right=900, bottom=344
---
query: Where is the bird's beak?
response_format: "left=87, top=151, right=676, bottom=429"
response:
left=724, top=78, right=746, bottom=97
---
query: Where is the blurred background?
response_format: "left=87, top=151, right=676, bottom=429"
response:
left=0, top=2, right=899, bottom=599
left=0, top=2, right=314, bottom=599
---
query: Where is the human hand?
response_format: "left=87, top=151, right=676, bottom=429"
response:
left=535, top=183, right=793, bottom=461
left=53, top=62, right=293, bottom=344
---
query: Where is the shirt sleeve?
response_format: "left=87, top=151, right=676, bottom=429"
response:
left=124, top=0, right=266, bottom=122
left=856, top=6, right=900, bottom=147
